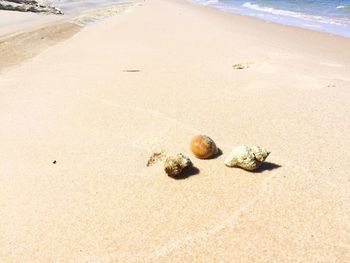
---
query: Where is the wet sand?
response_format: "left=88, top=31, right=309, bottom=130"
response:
left=0, top=22, right=81, bottom=72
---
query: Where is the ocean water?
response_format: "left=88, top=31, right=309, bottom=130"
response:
left=192, top=0, right=350, bottom=37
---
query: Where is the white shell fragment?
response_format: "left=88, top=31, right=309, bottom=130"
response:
left=164, top=153, right=192, bottom=178
left=224, top=145, right=270, bottom=171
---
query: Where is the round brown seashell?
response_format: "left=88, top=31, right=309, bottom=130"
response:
left=189, top=135, right=218, bottom=159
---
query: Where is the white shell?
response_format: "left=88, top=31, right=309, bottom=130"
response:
left=224, top=145, right=270, bottom=171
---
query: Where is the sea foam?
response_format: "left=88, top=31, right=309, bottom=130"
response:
left=242, top=2, right=348, bottom=26
left=192, top=0, right=350, bottom=37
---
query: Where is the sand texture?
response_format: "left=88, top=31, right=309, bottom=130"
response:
left=0, top=10, right=64, bottom=37
left=0, top=22, right=81, bottom=72
left=0, top=0, right=350, bottom=261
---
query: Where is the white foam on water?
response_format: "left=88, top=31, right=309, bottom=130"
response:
left=242, top=2, right=349, bottom=26
left=192, top=0, right=350, bottom=37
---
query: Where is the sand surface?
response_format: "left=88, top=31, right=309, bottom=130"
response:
left=1, top=0, right=350, bottom=261
left=0, top=22, right=81, bottom=72
left=0, top=10, right=64, bottom=37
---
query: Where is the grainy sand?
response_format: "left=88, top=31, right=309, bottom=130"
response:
left=0, top=0, right=350, bottom=261
left=0, top=10, right=63, bottom=37
left=0, top=22, right=81, bottom=72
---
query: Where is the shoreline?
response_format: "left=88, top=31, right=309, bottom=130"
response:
left=0, top=1, right=142, bottom=72
left=1, top=0, right=349, bottom=74
left=0, top=1, right=142, bottom=38
left=183, top=0, right=350, bottom=64
left=189, top=0, right=350, bottom=38
left=1, top=0, right=350, bottom=261
left=187, top=0, right=350, bottom=41
left=0, top=21, right=81, bottom=73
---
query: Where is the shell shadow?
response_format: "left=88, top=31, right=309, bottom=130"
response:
left=173, top=166, right=200, bottom=180
left=207, top=148, right=223, bottom=160
left=123, top=69, right=141, bottom=73
left=252, top=162, right=282, bottom=173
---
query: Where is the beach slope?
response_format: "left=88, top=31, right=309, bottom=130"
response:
left=0, top=0, right=350, bottom=261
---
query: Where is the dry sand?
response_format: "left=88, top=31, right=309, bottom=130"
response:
left=0, top=0, right=350, bottom=261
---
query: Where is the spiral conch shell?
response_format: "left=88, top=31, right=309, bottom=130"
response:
left=164, top=153, right=192, bottom=178
left=190, top=135, right=218, bottom=159
left=224, top=145, right=270, bottom=171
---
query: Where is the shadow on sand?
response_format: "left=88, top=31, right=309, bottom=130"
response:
left=252, top=162, right=282, bottom=173
left=207, top=148, right=223, bottom=159
left=173, top=166, right=200, bottom=180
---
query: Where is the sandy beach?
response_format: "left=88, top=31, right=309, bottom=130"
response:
left=1, top=0, right=350, bottom=261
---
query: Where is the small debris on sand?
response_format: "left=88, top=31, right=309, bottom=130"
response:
left=123, top=69, right=141, bottom=73
left=232, top=63, right=251, bottom=70
left=146, top=150, right=166, bottom=167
